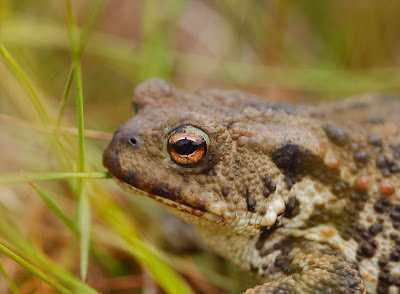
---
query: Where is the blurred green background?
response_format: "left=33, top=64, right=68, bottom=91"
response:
left=0, top=1, right=400, bottom=293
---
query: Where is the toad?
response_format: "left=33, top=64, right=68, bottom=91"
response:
left=104, top=79, right=400, bottom=294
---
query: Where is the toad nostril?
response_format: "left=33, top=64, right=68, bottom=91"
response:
left=128, top=135, right=140, bottom=147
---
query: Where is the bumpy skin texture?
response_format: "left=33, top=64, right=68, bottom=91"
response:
left=103, top=79, right=400, bottom=294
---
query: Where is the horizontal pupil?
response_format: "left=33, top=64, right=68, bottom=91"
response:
left=172, top=138, right=199, bottom=155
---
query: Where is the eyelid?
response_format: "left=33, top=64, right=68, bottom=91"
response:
left=169, top=132, right=205, bottom=146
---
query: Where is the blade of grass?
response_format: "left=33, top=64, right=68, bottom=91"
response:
left=57, top=65, right=75, bottom=126
left=0, top=64, right=81, bottom=174
left=65, top=0, right=90, bottom=280
left=0, top=42, right=80, bottom=179
left=139, top=0, right=186, bottom=80
left=21, top=171, right=78, bottom=234
left=0, top=113, right=113, bottom=140
left=119, top=235, right=195, bottom=294
left=65, top=0, right=86, bottom=192
left=57, top=0, right=104, bottom=126
left=0, top=45, right=51, bottom=124
left=87, top=187, right=185, bottom=287
left=0, top=243, right=74, bottom=294
left=65, top=1, right=79, bottom=56
left=18, top=174, right=125, bottom=276
left=89, top=187, right=195, bottom=294
left=72, top=64, right=85, bottom=181
left=0, top=225, right=101, bottom=294
left=77, top=188, right=91, bottom=281
left=0, top=258, right=19, bottom=294
left=78, top=0, right=105, bottom=58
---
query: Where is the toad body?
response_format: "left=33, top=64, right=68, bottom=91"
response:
left=103, top=79, right=400, bottom=294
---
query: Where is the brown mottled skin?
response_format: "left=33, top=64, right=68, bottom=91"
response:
left=103, top=79, right=400, bottom=294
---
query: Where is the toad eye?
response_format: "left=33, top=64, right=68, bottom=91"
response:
left=168, top=126, right=209, bottom=165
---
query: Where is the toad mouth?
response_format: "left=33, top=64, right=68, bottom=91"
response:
left=115, top=179, right=224, bottom=224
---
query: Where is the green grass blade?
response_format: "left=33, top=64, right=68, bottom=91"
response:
left=94, top=226, right=195, bottom=294
left=0, top=45, right=51, bottom=124
left=73, top=27, right=90, bottom=282
left=21, top=172, right=78, bottom=234
left=57, top=65, right=75, bottom=126
left=65, top=0, right=90, bottom=280
left=0, top=225, right=100, bottom=294
left=78, top=0, right=105, bottom=58
left=16, top=173, right=124, bottom=277
left=65, top=0, right=79, bottom=56
left=0, top=243, right=74, bottom=294
left=0, top=258, right=19, bottom=294
left=139, top=0, right=186, bottom=80
left=124, top=237, right=195, bottom=294
left=57, top=0, right=104, bottom=126
left=65, top=0, right=86, bottom=191
left=78, top=189, right=91, bottom=281
left=91, top=189, right=195, bottom=294
left=73, top=63, right=86, bottom=182
left=0, top=171, right=110, bottom=185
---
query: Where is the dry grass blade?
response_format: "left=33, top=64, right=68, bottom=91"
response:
left=0, top=113, right=113, bottom=140
left=0, top=171, right=110, bottom=185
